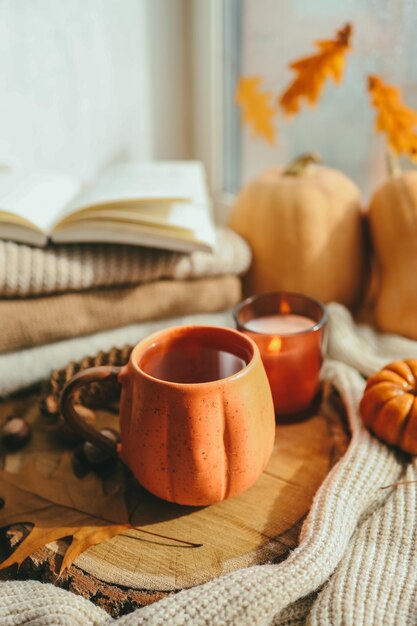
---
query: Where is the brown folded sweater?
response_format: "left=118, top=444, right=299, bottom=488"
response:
left=0, top=275, right=241, bottom=353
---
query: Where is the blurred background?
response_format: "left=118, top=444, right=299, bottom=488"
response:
left=1, top=0, right=417, bottom=218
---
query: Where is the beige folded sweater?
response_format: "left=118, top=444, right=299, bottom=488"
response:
left=0, top=275, right=241, bottom=353
left=0, top=227, right=250, bottom=297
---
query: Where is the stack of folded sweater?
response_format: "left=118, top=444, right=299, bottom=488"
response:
left=0, top=227, right=251, bottom=396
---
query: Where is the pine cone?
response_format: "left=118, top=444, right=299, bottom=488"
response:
left=40, top=345, right=133, bottom=419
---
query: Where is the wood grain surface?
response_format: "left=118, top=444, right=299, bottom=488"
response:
left=0, top=384, right=350, bottom=617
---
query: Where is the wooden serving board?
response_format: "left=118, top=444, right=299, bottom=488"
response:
left=0, top=385, right=349, bottom=617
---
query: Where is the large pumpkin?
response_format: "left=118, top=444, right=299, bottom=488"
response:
left=228, top=154, right=368, bottom=310
left=360, top=359, right=417, bottom=454
left=368, top=169, right=417, bottom=339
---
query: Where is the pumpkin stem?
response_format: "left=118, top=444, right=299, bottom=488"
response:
left=283, top=152, right=321, bottom=176
left=386, top=150, right=402, bottom=178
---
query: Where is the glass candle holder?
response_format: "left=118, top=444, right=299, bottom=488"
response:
left=234, top=292, right=328, bottom=415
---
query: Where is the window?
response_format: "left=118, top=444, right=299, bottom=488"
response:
left=220, top=0, right=417, bottom=200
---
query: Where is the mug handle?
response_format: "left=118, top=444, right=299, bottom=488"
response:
left=60, top=365, right=122, bottom=453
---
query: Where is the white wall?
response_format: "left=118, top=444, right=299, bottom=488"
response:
left=0, top=0, right=174, bottom=182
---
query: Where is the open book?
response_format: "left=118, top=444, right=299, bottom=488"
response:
left=0, top=161, right=217, bottom=253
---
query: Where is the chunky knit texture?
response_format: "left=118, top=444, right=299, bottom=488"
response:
left=0, top=227, right=250, bottom=297
left=2, top=303, right=417, bottom=625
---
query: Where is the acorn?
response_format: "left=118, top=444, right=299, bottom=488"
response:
left=1, top=417, right=32, bottom=450
left=82, top=428, right=120, bottom=467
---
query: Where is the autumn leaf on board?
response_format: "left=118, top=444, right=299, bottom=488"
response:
left=0, top=453, right=202, bottom=574
left=235, top=77, right=276, bottom=144
left=368, top=74, right=417, bottom=160
left=279, top=23, right=352, bottom=116
left=0, top=454, right=130, bottom=575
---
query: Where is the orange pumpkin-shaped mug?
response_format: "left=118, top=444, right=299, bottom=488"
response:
left=60, top=326, right=275, bottom=506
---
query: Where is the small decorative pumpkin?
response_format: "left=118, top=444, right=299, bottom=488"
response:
left=368, top=168, right=417, bottom=339
left=360, top=359, right=417, bottom=454
left=228, top=154, right=368, bottom=310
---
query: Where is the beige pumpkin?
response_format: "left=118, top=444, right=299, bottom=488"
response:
left=228, top=154, right=368, bottom=309
left=368, top=169, right=417, bottom=339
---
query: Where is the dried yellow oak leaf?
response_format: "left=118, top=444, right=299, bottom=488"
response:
left=368, top=74, right=417, bottom=160
left=279, top=23, right=352, bottom=116
left=0, top=454, right=130, bottom=575
left=236, top=77, right=276, bottom=144
left=0, top=453, right=202, bottom=575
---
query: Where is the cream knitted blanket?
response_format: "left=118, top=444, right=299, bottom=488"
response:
left=0, top=227, right=250, bottom=297
left=2, top=303, right=417, bottom=625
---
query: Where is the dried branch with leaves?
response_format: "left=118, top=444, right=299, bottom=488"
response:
left=279, top=23, right=352, bottom=116
left=235, top=77, right=276, bottom=144
left=235, top=24, right=353, bottom=143
left=368, top=74, right=417, bottom=161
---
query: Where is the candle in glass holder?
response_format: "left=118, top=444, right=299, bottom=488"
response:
left=234, top=293, right=327, bottom=415
left=244, top=314, right=315, bottom=335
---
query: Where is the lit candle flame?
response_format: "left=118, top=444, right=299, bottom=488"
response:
left=267, top=336, right=282, bottom=352
left=279, top=297, right=291, bottom=314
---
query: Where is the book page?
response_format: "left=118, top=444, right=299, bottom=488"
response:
left=0, top=169, right=80, bottom=233
left=52, top=221, right=214, bottom=253
left=60, top=208, right=195, bottom=233
left=56, top=201, right=216, bottom=249
left=160, top=202, right=217, bottom=248
left=58, top=161, right=210, bottom=221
